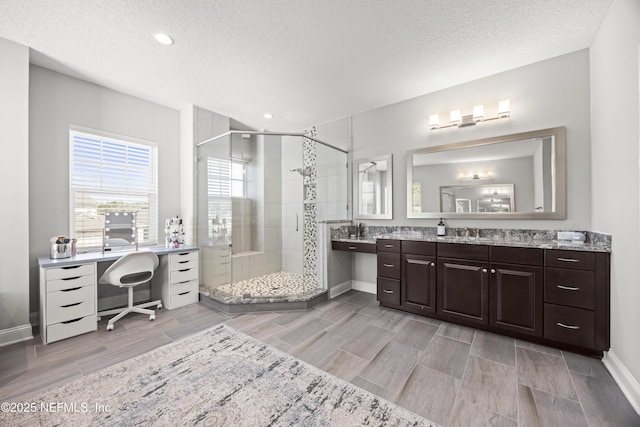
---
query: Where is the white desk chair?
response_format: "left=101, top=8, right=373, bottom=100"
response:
left=97, top=251, right=162, bottom=331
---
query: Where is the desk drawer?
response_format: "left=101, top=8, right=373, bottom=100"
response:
left=545, top=250, right=595, bottom=271
left=169, top=251, right=198, bottom=269
left=47, top=274, right=95, bottom=292
left=377, top=252, right=400, bottom=279
left=47, top=285, right=95, bottom=324
left=47, top=315, right=96, bottom=344
left=377, top=278, right=400, bottom=306
left=168, top=289, right=199, bottom=309
left=170, top=267, right=198, bottom=284
left=170, top=279, right=198, bottom=296
left=46, top=264, right=95, bottom=281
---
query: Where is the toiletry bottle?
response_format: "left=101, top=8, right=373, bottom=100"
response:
left=437, top=219, right=446, bottom=236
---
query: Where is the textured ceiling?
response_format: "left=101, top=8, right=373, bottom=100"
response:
left=0, top=0, right=611, bottom=131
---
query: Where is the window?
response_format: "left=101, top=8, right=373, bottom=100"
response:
left=70, top=128, right=158, bottom=249
left=206, top=157, right=246, bottom=240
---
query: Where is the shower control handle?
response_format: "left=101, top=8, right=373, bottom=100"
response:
left=296, top=213, right=299, bottom=232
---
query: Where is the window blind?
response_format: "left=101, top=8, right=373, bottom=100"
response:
left=70, top=129, right=158, bottom=249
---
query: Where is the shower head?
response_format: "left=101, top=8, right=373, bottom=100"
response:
left=290, top=168, right=307, bottom=176
left=360, top=161, right=377, bottom=173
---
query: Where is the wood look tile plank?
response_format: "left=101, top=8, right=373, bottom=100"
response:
left=458, top=355, right=518, bottom=419
left=449, top=398, right=517, bottom=427
left=338, top=290, right=378, bottom=306
left=516, top=347, right=578, bottom=401
left=518, top=384, right=588, bottom=427
left=270, top=310, right=315, bottom=326
left=1, top=360, right=83, bottom=401
left=318, top=301, right=360, bottom=322
left=351, top=376, right=399, bottom=403
left=355, top=302, right=387, bottom=319
left=391, top=319, right=438, bottom=351
left=396, top=364, right=460, bottom=426
left=317, top=350, right=367, bottom=382
left=338, top=325, right=394, bottom=360
left=419, top=335, right=471, bottom=379
left=370, top=310, right=411, bottom=332
left=515, top=339, right=562, bottom=356
left=259, top=335, right=293, bottom=353
left=470, top=330, right=516, bottom=366
left=290, top=330, right=348, bottom=366
left=357, top=342, right=418, bottom=392
left=277, top=317, right=333, bottom=346
left=437, top=322, right=475, bottom=344
left=243, top=321, right=287, bottom=342
left=325, top=312, right=375, bottom=339
left=161, top=313, right=225, bottom=341
left=562, top=351, right=610, bottom=378
left=223, top=312, right=282, bottom=333
left=571, top=370, right=640, bottom=426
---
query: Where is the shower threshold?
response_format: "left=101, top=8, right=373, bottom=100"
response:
left=199, top=271, right=328, bottom=314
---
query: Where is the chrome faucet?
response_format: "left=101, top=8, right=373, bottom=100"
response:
left=356, top=223, right=364, bottom=239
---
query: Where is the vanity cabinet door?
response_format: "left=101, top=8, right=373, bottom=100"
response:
left=437, top=258, right=489, bottom=326
left=490, top=263, right=543, bottom=337
left=402, top=254, right=436, bottom=314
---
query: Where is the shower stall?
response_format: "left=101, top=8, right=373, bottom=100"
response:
left=196, top=130, right=347, bottom=310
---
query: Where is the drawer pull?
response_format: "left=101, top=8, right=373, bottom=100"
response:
left=61, top=302, right=82, bottom=308
left=557, top=285, right=580, bottom=291
left=62, top=276, right=81, bottom=281
left=178, top=291, right=191, bottom=296
left=348, top=246, right=357, bottom=250
left=61, top=317, right=84, bottom=324
left=61, top=287, right=82, bottom=292
left=383, top=264, right=395, bottom=268
left=556, top=322, right=580, bottom=330
left=557, top=257, right=580, bottom=263
left=178, top=268, right=191, bottom=272
left=178, top=260, right=189, bottom=264
left=178, top=253, right=190, bottom=256
left=382, top=289, right=394, bottom=294
left=62, top=265, right=81, bottom=270
left=384, top=244, right=394, bottom=248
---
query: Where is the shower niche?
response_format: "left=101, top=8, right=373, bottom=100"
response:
left=196, top=130, right=347, bottom=311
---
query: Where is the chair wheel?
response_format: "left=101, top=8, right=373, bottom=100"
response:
left=106, top=324, right=114, bottom=331
left=97, top=316, right=101, bottom=322
left=157, top=303, right=162, bottom=309
left=149, top=314, right=156, bottom=321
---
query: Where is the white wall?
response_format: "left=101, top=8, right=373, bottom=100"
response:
left=29, top=66, right=180, bottom=318
left=590, top=0, right=640, bottom=408
left=0, top=38, right=31, bottom=345
left=350, top=49, right=592, bottom=230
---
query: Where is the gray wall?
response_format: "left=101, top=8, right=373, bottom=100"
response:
left=350, top=49, right=591, bottom=230
left=29, top=66, right=181, bottom=320
left=0, top=38, right=31, bottom=345
left=590, top=0, right=640, bottom=403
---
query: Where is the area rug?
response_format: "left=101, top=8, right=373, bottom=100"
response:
left=3, top=325, right=437, bottom=426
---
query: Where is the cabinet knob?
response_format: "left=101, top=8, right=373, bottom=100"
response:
left=491, top=269, right=496, bottom=274
left=482, top=268, right=488, bottom=273
left=430, top=262, right=435, bottom=267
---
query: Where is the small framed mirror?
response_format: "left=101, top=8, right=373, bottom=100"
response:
left=354, top=154, right=393, bottom=219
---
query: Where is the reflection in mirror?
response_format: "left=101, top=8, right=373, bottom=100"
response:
left=354, top=154, right=393, bottom=219
left=407, top=127, right=565, bottom=219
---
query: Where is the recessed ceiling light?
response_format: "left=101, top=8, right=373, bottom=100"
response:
left=264, top=113, right=273, bottom=119
left=154, top=33, right=174, bottom=45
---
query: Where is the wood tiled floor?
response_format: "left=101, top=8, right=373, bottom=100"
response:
left=1, top=290, right=639, bottom=426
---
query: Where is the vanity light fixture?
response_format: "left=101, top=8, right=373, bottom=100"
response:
left=264, top=113, right=273, bottom=119
left=428, top=99, right=510, bottom=131
left=459, top=171, right=493, bottom=180
left=153, top=33, right=174, bottom=45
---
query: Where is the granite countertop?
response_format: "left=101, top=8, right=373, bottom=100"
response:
left=333, top=235, right=610, bottom=253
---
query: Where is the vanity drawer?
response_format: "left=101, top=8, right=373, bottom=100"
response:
left=544, top=304, right=594, bottom=349
left=377, top=252, right=401, bottom=279
left=377, top=239, right=401, bottom=253
left=544, top=268, right=595, bottom=309
left=545, top=250, right=595, bottom=271
left=46, top=263, right=95, bottom=281
left=332, top=241, right=376, bottom=253
left=170, top=279, right=198, bottom=296
left=491, top=246, right=544, bottom=266
left=438, top=242, right=489, bottom=261
left=168, top=289, right=199, bottom=309
left=169, top=251, right=198, bottom=269
left=170, top=267, right=199, bottom=284
left=377, top=278, right=400, bottom=306
left=47, top=315, right=97, bottom=344
left=47, top=284, right=94, bottom=320
left=401, top=240, right=436, bottom=256
left=46, top=274, right=95, bottom=292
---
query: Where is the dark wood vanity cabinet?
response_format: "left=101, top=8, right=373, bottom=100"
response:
left=376, top=240, right=401, bottom=306
left=401, top=241, right=436, bottom=314
left=489, top=246, right=544, bottom=337
left=437, top=243, right=490, bottom=326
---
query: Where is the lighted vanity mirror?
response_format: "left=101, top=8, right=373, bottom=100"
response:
left=407, top=127, right=566, bottom=219
left=354, top=154, right=393, bottom=219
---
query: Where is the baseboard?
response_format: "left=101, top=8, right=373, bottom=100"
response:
left=329, top=281, right=352, bottom=299
left=603, top=350, right=640, bottom=415
left=351, top=280, right=376, bottom=294
left=0, top=323, right=34, bottom=347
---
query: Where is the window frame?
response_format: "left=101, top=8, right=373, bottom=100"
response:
left=69, top=125, right=159, bottom=251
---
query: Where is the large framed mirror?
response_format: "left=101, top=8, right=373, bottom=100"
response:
left=407, top=127, right=565, bottom=219
left=354, top=154, right=393, bottom=219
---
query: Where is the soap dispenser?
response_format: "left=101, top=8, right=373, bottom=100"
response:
left=437, top=218, right=446, bottom=237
